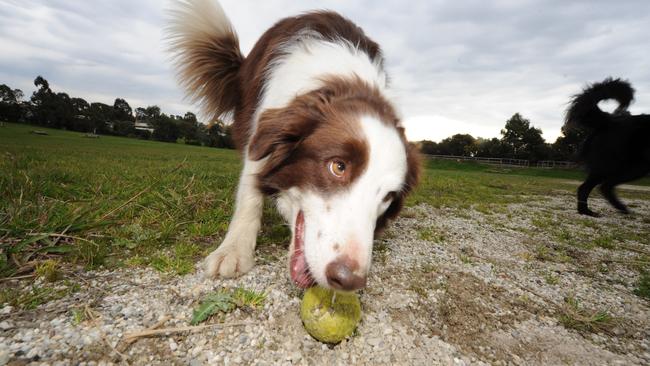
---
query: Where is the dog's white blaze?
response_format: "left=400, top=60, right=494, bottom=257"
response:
left=278, top=116, right=407, bottom=287
left=251, top=37, right=387, bottom=140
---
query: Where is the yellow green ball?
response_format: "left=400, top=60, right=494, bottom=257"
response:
left=300, top=286, right=361, bottom=343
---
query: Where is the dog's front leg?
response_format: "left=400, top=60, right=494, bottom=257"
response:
left=205, top=158, right=264, bottom=278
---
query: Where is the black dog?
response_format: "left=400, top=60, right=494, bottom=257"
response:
left=565, top=77, right=650, bottom=216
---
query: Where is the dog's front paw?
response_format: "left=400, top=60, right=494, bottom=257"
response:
left=204, top=245, right=254, bottom=279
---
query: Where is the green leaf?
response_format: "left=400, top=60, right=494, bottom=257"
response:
left=9, top=234, right=50, bottom=254
left=190, top=301, right=219, bottom=325
left=190, top=291, right=235, bottom=325
left=36, top=245, right=74, bottom=254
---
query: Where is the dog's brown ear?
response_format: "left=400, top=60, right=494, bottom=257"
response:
left=248, top=88, right=330, bottom=161
left=248, top=105, right=320, bottom=163
left=404, top=141, right=422, bottom=194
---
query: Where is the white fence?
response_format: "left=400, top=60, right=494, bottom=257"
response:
left=425, top=154, right=578, bottom=169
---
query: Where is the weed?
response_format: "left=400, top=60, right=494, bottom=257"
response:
left=592, top=235, right=616, bottom=250
left=534, top=245, right=571, bottom=263
left=35, top=259, right=62, bottom=282
left=71, top=308, right=85, bottom=325
left=232, top=287, right=266, bottom=308
left=0, top=281, right=80, bottom=310
left=543, top=272, right=559, bottom=285
left=558, top=296, right=616, bottom=333
left=409, top=283, right=429, bottom=298
left=418, top=227, right=446, bottom=243
left=191, top=287, right=266, bottom=325
left=459, top=254, right=473, bottom=264
left=633, top=273, right=650, bottom=300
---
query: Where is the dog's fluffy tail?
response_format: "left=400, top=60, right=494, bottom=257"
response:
left=167, top=0, right=243, bottom=121
left=564, top=77, right=635, bottom=130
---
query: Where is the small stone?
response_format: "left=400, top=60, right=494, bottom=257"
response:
left=169, top=339, right=178, bottom=352
left=243, top=351, right=253, bottom=361
left=0, top=350, right=11, bottom=365
left=191, top=346, right=203, bottom=357
left=0, top=321, right=12, bottom=330
left=288, top=351, right=302, bottom=361
left=367, top=337, right=383, bottom=347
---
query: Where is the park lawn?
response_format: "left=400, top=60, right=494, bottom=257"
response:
left=1, top=122, right=648, bottom=279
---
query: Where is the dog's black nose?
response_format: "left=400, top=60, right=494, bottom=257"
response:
left=326, top=258, right=366, bottom=291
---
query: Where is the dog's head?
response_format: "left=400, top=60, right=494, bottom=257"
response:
left=249, top=77, right=420, bottom=291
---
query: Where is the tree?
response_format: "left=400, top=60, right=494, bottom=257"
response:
left=476, top=137, right=508, bottom=158
left=54, top=92, right=74, bottom=129
left=205, top=120, right=235, bottom=148
left=500, top=113, right=549, bottom=161
left=87, top=102, right=114, bottom=133
left=437, top=134, right=477, bottom=156
left=0, top=84, right=24, bottom=121
left=418, top=140, right=439, bottom=155
left=135, top=105, right=161, bottom=121
left=0, top=84, right=22, bottom=104
left=178, top=111, right=202, bottom=145
left=551, top=125, right=586, bottom=161
left=151, top=114, right=181, bottom=142
left=69, top=97, right=91, bottom=132
left=113, top=98, right=134, bottom=122
left=30, top=76, right=57, bottom=126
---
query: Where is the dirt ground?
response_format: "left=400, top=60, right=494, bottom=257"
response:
left=1, top=192, right=649, bottom=365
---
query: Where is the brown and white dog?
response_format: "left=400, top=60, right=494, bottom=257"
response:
left=168, top=0, right=420, bottom=291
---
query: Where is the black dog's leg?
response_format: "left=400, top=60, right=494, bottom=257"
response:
left=599, top=183, right=629, bottom=214
left=599, top=167, right=649, bottom=214
left=577, top=176, right=602, bottom=216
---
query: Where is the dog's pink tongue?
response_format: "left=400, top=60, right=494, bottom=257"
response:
left=290, top=211, right=312, bottom=288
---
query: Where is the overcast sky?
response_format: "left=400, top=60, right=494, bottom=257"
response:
left=1, top=0, right=649, bottom=142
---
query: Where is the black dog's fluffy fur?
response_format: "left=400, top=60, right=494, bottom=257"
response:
left=565, top=77, right=650, bottom=216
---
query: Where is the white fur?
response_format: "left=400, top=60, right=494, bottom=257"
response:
left=252, top=37, right=388, bottom=136
left=205, top=157, right=264, bottom=278
left=277, top=116, right=407, bottom=287
left=167, top=0, right=233, bottom=42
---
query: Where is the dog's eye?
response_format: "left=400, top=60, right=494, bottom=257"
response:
left=328, top=160, right=346, bottom=177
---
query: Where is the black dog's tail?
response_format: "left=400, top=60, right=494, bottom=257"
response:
left=565, top=77, right=635, bottom=130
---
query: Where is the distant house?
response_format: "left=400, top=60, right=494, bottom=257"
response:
left=135, top=121, right=154, bottom=133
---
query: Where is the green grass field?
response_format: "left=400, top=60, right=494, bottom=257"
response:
left=1, top=122, right=648, bottom=280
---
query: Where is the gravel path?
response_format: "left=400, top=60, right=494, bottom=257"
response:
left=1, top=193, right=649, bottom=365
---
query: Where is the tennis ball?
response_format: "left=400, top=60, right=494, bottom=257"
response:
left=300, top=286, right=361, bottom=343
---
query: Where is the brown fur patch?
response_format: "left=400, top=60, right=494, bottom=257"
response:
left=168, top=19, right=243, bottom=125
left=249, top=76, right=409, bottom=195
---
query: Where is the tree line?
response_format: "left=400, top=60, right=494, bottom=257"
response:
left=2, top=76, right=584, bottom=160
left=418, top=113, right=585, bottom=162
left=0, top=76, right=235, bottom=149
